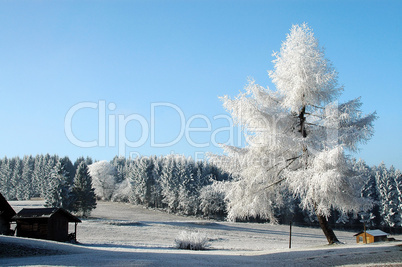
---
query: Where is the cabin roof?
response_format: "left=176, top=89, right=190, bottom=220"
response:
left=354, top=229, right=388, bottom=237
left=0, top=192, right=16, bottom=220
left=12, top=208, right=81, bottom=223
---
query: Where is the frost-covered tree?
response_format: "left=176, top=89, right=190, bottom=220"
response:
left=356, top=160, right=380, bottom=228
left=45, top=160, right=72, bottom=209
left=31, top=155, right=44, bottom=198
left=17, top=155, right=34, bottom=200
left=41, top=155, right=58, bottom=197
left=378, top=165, right=400, bottom=228
left=177, top=158, right=197, bottom=215
left=150, top=157, right=163, bottom=208
left=395, top=169, right=402, bottom=227
left=199, top=181, right=227, bottom=218
left=211, top=23, right=377, bottom=244
left=376, top=162, right=388, bottom=227
left=71, top=162, right=97, bottom=217
left=160, top=156, right=180, bottom=212
left=111, top=156, right=127, bottom=184
left=9, top=158, right=22, bottom=200
left=128, top=157, right=154, bottom=205
left=0, top=157, right=12, bottom=198
left=88, top=161, right=118, bottom=201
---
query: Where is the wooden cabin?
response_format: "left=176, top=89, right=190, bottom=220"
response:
left=0, top=192, right=16, bottom=235
left=12, top=208, right=81, bottom=242
left=354, top=229, right=388, bottom=244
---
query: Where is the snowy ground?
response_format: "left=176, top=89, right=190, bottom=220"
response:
left=1, top=201, right=401, bottom=266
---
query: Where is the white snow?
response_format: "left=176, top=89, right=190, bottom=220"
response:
left=1, top=200, right=401, bottom=266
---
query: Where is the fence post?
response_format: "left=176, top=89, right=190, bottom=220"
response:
left=289, top=220, right=292, bottom=249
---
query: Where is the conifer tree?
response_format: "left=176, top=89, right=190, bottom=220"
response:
left=41, top=155, right=57, bottom=197
left=150, top=157, right=163, bottom=208
left=358, top=161, right=380, bottom=227
left=160, top=156, right=179, bottom=212
left=394, top=169, right=402, bottom=227
left=32, top=155, right=44, bottom=198
left=17, top=155, right=34, bottom=200
left=9, top=158, right=22, bottom=200
left=71, top=162, right=97, bottom=217
left=384, top=165, right=399, bottom=228
left=45, top=160, right=72, bottom=209
left=0, top=157, right=12, bottom=198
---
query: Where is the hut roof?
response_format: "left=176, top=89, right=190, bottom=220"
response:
left=0, top=192, right=16, bottom=220
left=12, top=208, right=81, bottom=223
left=354, top=229, right=388, bottom=237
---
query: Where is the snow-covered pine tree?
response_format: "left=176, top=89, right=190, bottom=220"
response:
left=210, top=23, right=376, bottom=244
left=357, top=160, right=380, bottom=228
left=71, top=162, right=97, bottom=217
left=111, top=156, right=127, bottom=184
left=128, top=157, right=151, bottom=205
left=395, top=169, right=402, bottom=227
left=177, top=157, right=196, bottom=215
left=9, top=158, right=22, bottom=200
left=45, top=160, right=72, bottom=209
left=31, top=155, right=44, bottom=198
left=150, top=156, right=163, bottom=208
left=0, top=157, right=12, bottom=198
left=17, top=155, right=34, bottom=200
left=384, top=165, right=399, bottom=228
left=160, top=155, right=179, bottom=212
left=41, top=155, right=58, bottom=198
left=376, top=162, right=388, bottom=227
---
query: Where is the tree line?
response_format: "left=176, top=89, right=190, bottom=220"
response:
left=0, top=154, right=401, bottom=231
left=269, top=159, right=402, bottom=233
left=90, top=155, right=230, bottom=217
left=0, top=154, right=96, bottom=217
left=0, top=154, right=229, bottom=218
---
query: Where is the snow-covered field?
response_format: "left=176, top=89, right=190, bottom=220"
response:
left=1, top=201, right=401, bottom=266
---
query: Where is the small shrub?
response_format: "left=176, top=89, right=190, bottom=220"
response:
left=174, top=230, right=209, bottom=250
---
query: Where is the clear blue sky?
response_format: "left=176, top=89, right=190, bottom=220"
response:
left=0, top=0, right=401, bottom=169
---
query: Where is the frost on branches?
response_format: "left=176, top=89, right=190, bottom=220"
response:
left=210, top=23, right=377, bottom=244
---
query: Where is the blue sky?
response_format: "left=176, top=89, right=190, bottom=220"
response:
left=0, top=0, right=401, bottom=169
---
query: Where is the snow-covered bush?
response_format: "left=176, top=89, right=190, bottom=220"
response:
left=174, top=231, right=209, bottom=250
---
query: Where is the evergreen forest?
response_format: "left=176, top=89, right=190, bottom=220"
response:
left=0, top=154, right=401, bottom=232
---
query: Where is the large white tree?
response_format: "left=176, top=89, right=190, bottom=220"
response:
left=211, top=23, right=377, bottom=244
left=88, top=161, right=118, bottom=201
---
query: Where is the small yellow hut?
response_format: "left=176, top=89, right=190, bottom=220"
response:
left=354, top=229, right=388, bottom=244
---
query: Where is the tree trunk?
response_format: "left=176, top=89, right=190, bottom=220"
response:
left=299, top=105, right=340, bottom=245
left=316, top=212, right=340, bottom=244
